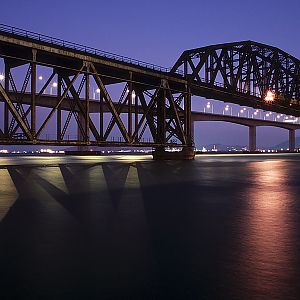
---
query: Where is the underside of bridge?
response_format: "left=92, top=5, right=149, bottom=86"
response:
left=0, top=24, right=299, bottom=159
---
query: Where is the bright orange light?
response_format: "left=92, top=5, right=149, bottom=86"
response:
left=265, top=90, right=275, bottom=102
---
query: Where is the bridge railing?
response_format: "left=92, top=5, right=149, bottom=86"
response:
left=0, top=24, right=183, bottom=75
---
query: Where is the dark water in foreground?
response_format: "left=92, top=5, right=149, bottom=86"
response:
left=0, top=153, right=300, bottom=300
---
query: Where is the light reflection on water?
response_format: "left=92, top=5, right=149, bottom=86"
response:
left=235, top=161, right=298, bottom=299
left=0, top=154, right=299, bottom=299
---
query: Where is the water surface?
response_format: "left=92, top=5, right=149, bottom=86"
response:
left=0, top=153, right=300, bottom=299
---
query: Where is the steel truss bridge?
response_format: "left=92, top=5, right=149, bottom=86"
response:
left=0, top=24, right=299, bottom=158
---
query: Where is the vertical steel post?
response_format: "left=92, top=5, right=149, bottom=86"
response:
left=4, top=61, right=9, bottom=136
left=156, top=79, right=166, bottom=145
left=31, top=49, right=37, bottom=138
left=85, top=64, right=90, bottom=143
left=100, top=92, right=104, bottom=140
left=184, top=60, right=192, bottom=146
left=128, top=72, right=133, bottom=140
left=57, top=74, right=62, bottom=141
left=135, top=88, right=139, bottom=142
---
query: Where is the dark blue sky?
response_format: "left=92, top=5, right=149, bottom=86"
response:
left=2, top=0, right=300, bottom=147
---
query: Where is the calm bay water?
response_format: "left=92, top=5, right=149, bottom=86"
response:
left=0, top=153, right=300, bottom=299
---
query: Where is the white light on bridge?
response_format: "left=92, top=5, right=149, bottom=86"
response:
left=52, top=82, right=58, bottom=88
left=131, top=90, right=136, bottom=102
left=96, top=88, right=100, bottom=94
left=265, top=90, right=275, bottom=102
left=0, top=74, right=4, bottom=81
left=38, top=75, right=43, bottom=81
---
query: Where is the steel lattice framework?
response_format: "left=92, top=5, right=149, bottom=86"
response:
left=0, top=25, right=300, bottom=153
left=0, top=24, right=191, bottom=150
left=172, top=41, right=300, bottom=114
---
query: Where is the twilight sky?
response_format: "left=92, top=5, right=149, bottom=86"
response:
left=1, top=0, right=300, bottom=148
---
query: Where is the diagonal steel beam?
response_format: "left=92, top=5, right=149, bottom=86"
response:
left=188, top=53, right=209, bottom=83
left=90, top=63, right=130, bottom=143
left=0, top=83, right=32, bottom=140
left=136, top=90, right=157, bottom=139
left=132, top=83, right=162, bottom=142
left=104, top=85, right=129, bottom=141
left=165, top=84, right=186, bottom=144
left=63, top=75, right=101, bottom=142
left=36, top=67, right=84, bottom=138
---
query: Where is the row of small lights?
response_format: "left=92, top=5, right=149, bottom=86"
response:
left=0, top=76, right=297, bottom=120
left=1, top=73, right=138, bottom=99
left=205, top=102, right=298, bottom=122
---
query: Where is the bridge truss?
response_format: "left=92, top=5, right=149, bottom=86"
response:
left=171, top=41, right=300, bottom=114
left=0, top=24, right=191, bottom=149
left=0, top=25, right=300, bottom=154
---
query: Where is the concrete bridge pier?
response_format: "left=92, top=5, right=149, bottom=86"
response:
left=249, top=126, right=257, bottom=152
left=289, top=129, right=296, bottom=151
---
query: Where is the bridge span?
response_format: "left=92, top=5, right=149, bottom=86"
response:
left=191, top=112, right=300, bottom=151
left=0, top=24, right=300, bottom=158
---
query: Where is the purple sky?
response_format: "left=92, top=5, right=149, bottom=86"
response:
left=2, top=0, right=300, bottom=148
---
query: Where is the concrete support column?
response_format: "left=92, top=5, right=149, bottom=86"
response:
left=249, top=126, right=256, bottom=152
left=191, top=119, right=195, bottom=145
left=289, top=129, right=295, bottom=152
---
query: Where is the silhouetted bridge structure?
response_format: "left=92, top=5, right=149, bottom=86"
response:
left=0, top=24, right=300, bottom=158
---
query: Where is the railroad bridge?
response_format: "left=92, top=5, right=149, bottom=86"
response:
left=0, top=24, right=299, bottom=159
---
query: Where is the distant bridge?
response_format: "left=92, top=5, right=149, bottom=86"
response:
left=0, top=24, right=299, bottom=158
left=191, top=112, right=300, bottom=151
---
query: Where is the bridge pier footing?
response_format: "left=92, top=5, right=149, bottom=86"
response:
left=248, top=126, right=257, bottom=152
left=152, top=147, right=195, bottom=160
left=289, top=129, right=296, bottom=151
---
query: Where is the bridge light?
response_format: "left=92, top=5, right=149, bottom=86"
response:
left=0, top=74, right=4, bottom=81
left=52, top=82, right=58, bottom=88
left=265, top=90, right=275, bottom=102
left=132, top=90, right=136, bottom=99
left=96, top=88, right=100, bottom=94
left=38, top=75, right=43, bottom=81
left=277, top=115, right=280, bottom=119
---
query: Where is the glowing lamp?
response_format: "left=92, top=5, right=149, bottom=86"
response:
left=265, top=90, right=275, bottom=102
